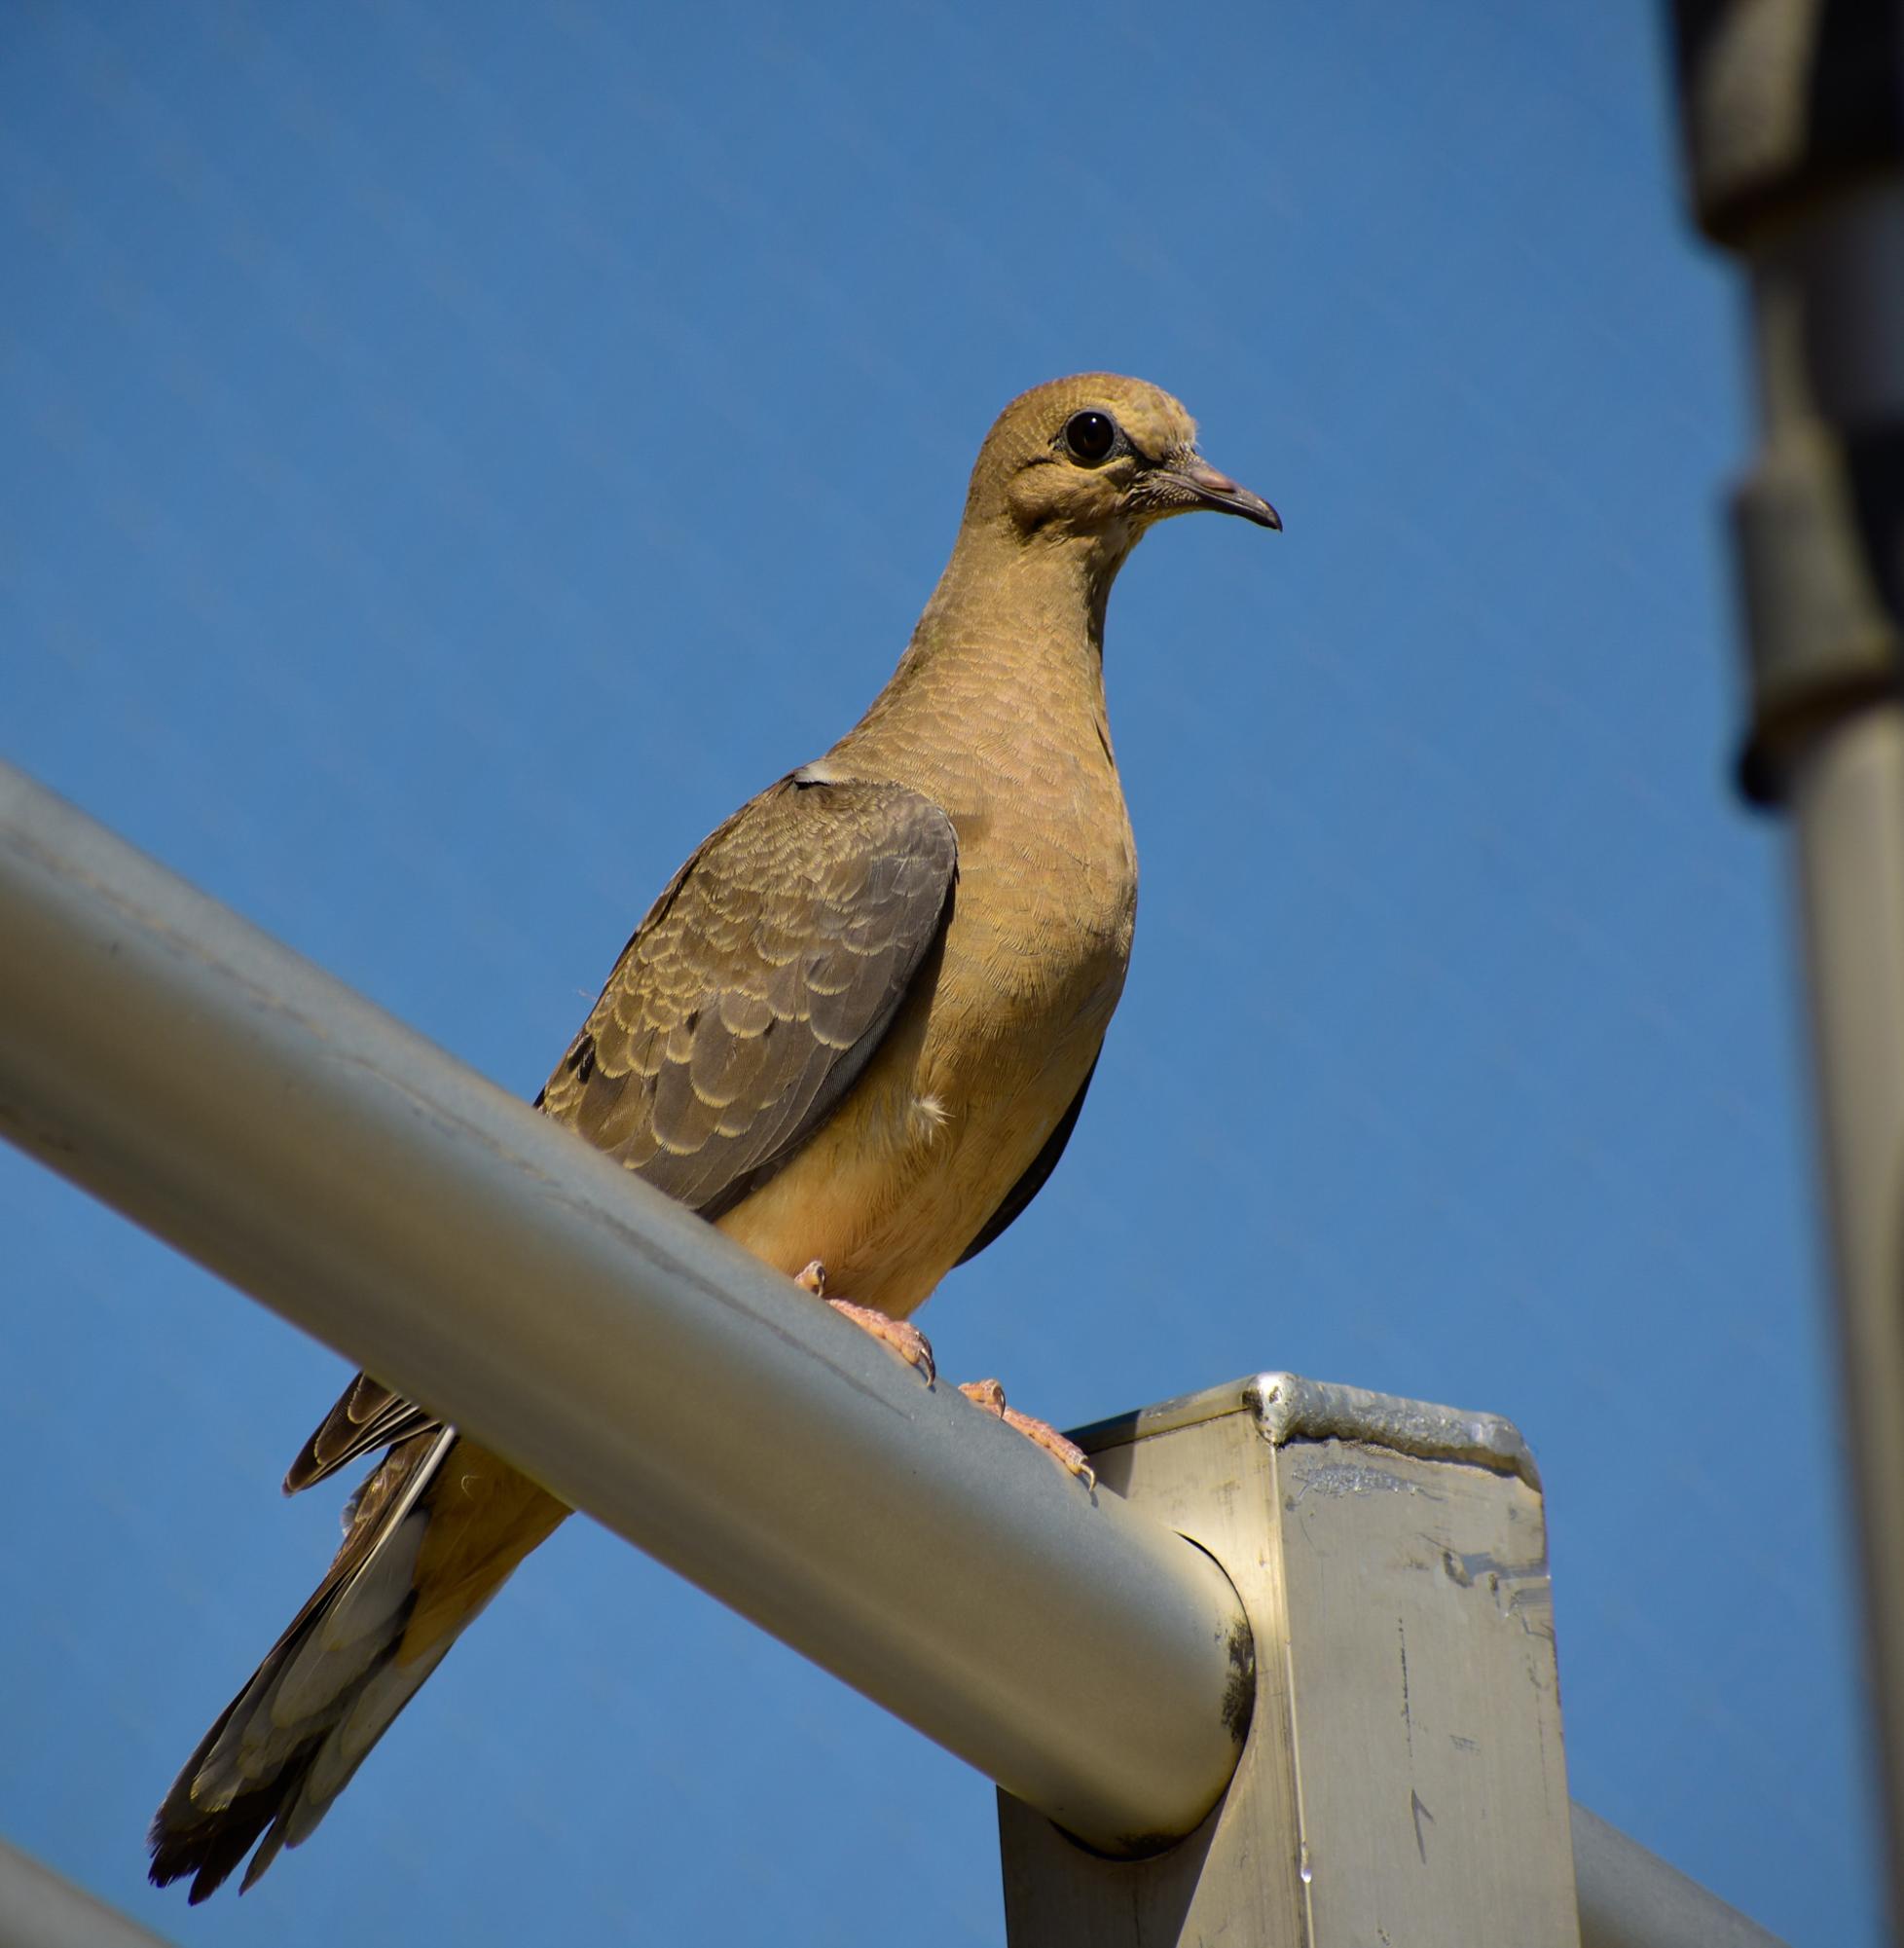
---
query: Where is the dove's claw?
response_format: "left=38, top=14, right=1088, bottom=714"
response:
left=959, top=1378, right=1095, bottom=1489
left=795, top=1266, right=935, bottom=1382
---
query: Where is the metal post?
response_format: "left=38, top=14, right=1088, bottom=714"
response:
left=999, top=1376, right=1581, bottom=1946
left=1664, top=5, right=1904, bottom=1925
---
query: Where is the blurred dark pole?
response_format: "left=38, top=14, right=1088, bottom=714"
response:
left=1664, top=0, right=1904, bottom=1930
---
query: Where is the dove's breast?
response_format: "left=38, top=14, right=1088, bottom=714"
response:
left=717, top=687, right=1136, bottom=1318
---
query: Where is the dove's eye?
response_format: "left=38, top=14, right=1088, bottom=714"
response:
left=1063, top=411, right=1117, bottom=465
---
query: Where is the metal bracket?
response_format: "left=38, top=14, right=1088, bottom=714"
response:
left=1000, top=1374, right=1579, bottom=1946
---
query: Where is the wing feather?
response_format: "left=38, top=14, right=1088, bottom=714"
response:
left=286, top=774, right=957, bottom=1493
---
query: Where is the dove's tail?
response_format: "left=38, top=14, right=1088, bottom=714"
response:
left=148, top=1428, right=567, bottom=1902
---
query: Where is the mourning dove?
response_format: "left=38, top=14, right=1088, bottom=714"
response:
left=148, top=373, right=1277, bottom=1900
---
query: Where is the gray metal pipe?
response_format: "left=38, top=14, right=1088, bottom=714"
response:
left=0, top=1841, right=176, bottom=1948
left=1789, top=704, right=1904, bottom=1901
left=0, top=760, right=1248, bottom=1856
left=1571, top=1807, right=1787, bottom=1948
left=1761, top=184, right=1904, bottom=1915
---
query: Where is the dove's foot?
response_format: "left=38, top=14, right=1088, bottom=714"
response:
left=958, top=1378, right=1095, bottom=1489
left=795, top=1260, right=935, bottom=1383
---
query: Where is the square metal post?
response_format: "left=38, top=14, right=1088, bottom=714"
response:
left=999, top=1374, right=1580, bottom=1946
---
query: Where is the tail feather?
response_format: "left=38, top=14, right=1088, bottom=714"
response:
left=152, top=1419, right=570, bottom=1901
left=242, top=1642, right=452, bottom=1893
left=149, top=1428, right=456, bottom=1902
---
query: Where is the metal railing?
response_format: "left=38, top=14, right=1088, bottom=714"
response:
left=0, top=760, right=1781, bottom=1944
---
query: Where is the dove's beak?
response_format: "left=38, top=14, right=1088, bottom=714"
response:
left=1173, top=455, right=1282, bottom=530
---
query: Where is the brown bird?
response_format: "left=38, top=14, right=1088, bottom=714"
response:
left=147, top=373, right=1278, bottom=1900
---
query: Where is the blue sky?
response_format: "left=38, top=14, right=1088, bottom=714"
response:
left=0, top=4, right=1866, bottom=1942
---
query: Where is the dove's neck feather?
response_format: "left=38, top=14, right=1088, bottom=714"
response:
left=831, top=520, right=1133, bottom=798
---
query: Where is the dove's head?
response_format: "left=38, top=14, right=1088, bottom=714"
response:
left=965, top=374, right=1279, bottom=562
